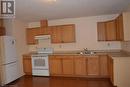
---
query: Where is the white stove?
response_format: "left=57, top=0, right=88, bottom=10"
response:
left=31, top=48, right=53, bottom=76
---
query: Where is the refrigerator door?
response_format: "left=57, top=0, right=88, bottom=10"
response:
left=1, top=62, right=19, bottom=85
left=1, top=36, right=17, bottom=64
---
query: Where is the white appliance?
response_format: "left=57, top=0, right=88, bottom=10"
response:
left=0, top=36, right=19, bottom=86
left=31, top=48, right=53, bottom=76
left=34, top=35, right=51, bottom=40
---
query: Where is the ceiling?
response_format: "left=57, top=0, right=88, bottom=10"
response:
left=15, top=0, right=130, bottom=22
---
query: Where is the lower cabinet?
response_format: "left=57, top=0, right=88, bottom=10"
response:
left=62, top=56, right=74, bottom=75
left=49, top=56, right=62, bottom=75
left=23, top=55, right=32, bottom=75
left=87, top=56, right=100, bottom=76
left=49, top=55, right=110, bottom=77
left=74, top=56, right=87, bottom=76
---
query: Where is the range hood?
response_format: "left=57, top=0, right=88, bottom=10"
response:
left=35, top=35, right=51, bottom=40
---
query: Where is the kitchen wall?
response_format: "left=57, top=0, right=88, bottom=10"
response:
left=28, top=14, right=122, bottom=52
left=4, top=19, right=28, bottom=76
left=122, top=41, right=130, bottom=52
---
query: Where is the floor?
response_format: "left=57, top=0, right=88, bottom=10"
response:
left=7, top=76, right=114, bottom=87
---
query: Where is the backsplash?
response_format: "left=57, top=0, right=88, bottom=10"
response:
left=122, top=41, right=130, bottom=52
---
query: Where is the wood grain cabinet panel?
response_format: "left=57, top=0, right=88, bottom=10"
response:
left=51, top=26, right=62, bottom=43
left=49, top=56, right=62, bottom=75
left=108, top=56, right=114, bottom=83
left=106, top=20, right=117, bottom=41
left=62, top=56, right=74, bottom=75
left=87, top=56, right=100, bottom=76
left=0, top=19, right=4, bottom=27
left=74, top=56, right=87, bottom=76
left=0, top=19, right=5, bottom=36
left=0, top=27, right=5, bottom=36
left=116, top=14, right=124, bottom=41
left=26, top=28, right=41, bottom=44
left=23, top=55, right=32, bottom=75
left=51, top=24, right=75, bottom=43
left=99, top=55, right=109, bottom=76
left=97, top=22, right=106, bottom=41
left=61, top=24, right=75, bottom=43
left=97, top=15, right=124, bottom=41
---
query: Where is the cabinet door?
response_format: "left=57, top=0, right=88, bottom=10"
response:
left=87, top=56, right=100, bottom=76
left=51, top=26, right=62, bottom=43
left=23, top=56, right=32, bottom=75
left=106, top=21, right=117, bottom=41
left=99, top=55, right=109, bottom=76
left=0, top=19, right=4, bottom=27
left=26, top=28, right=39, bottom=44
left=49, top=56, right=62, bottom=75
left=123, top=12, right=130, bottom=41
left=97, top=22, right=106, bottom=41
left=62, top=56, right=74, bottom=75
left=116, top=15, right=124, bottom=41
left=108, top=56, right=113, bottom=83
left=61, top=24, right=75, bottom=43
left=74, top=56, right=87, bottom=76
left=0, top=27, right=5, bottom=36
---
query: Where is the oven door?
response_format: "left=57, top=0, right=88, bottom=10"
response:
left=32, top=56, right=49, bottom=70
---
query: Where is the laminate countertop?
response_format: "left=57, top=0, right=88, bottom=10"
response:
left=23, top=50, right=130, bottom=58
left=51, top=50, right=130, bottom=57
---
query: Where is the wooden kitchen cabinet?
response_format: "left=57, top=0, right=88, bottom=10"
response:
left=74, top=56, right=87, bottom=76
left=51, top=24, right=75, bottom=43
left=99, top=55, right=109, bottom=77
left=0, top=19, right=4, bottom=27
left=62, top=56, right=74, bottom=75
left=26, top=28, right=40, bottom=44
left=108, top=56, right=114, bottom=83
left=106, top=20, right=117, bottom=41
left=121, top=12, right=130, bottom=41
left=51, top=26, right=62, bottom=43
left=87, top=56, right=100, bottom=76
left=23, top=55, right=32, bottom=75
left=49, top=56, right=62, bottom=75
left=97, top=16, right=124, bottom=41
left=116, top=14, right=124, bottom=41
left=97, top=22, right=106, bottom=41
left=61, top=24, right=75, bottom=43
left=0, top=27, right=5, bottom=36
left=0, top=19, right=6, bottom=36
left=97, top=20, right=117, bottom=41
left=49, top=55, right=110, bottom=78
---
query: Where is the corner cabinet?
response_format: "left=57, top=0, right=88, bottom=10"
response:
left=97, top=12, right=130, bottom=41
left=23, top=55, right=32, bottom=75
left=97, top=20, right=119, bottom=41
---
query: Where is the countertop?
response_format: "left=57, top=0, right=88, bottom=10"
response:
left=23, top=50, right=130, bottom=57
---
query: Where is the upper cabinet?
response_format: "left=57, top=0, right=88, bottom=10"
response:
left=26, top=21, right=76, bottom=45
left=97, top=20, right=117, bottom=41
left=122, top=12, right=130, bottom=41
left=0, top=19, right=4, bottom=27
left=26, top=27, right=40, bottom=44
left=50, top=24, right=75, bottom=43
left=0, top=19, right=6, bottom=36
left=97, top=12, right=130, bottom=41
left=105, top=20, right=117, bottom=41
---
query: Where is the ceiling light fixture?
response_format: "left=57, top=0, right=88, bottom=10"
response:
left=46, top=0, right=56, bottom=2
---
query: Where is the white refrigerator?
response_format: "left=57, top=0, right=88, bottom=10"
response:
left=0, top=36, right=19, bottom=86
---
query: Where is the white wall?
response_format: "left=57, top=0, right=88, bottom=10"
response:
left=28, top=14, right=121, bottom=52
left=4, top=19, right=28, bottom=76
